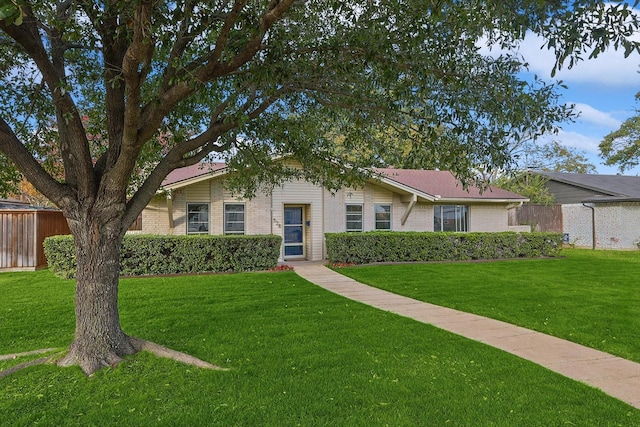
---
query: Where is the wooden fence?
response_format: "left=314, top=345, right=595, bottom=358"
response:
left=0, top=209, right=70, bottom=271
left=508, top=204, right=563, bottom=233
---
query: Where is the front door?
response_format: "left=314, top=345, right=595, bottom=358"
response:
left=284, top=206, right=305, bottom=260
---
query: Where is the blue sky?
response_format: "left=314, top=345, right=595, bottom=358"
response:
left=515, top=22, right=640, bottom=175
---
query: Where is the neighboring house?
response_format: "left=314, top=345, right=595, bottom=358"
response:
left=537, top=171, right=640, bottom=250
left=0, top=199, right=70, bottom=271
left=139, top=163, right=529, bottom=262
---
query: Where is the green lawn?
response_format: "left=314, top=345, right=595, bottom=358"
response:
left=336, top=249, right=640, bottom=364
left=0, top=267, right=639, bottom=426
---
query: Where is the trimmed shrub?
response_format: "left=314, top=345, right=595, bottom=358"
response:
left=44, top=234, right=281, bottom=279
left=42, top=234, right=77, bottom=279
left=325, top=231, right=562, bottom=264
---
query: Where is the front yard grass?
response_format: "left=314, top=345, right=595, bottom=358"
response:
left=1, top=266, right=638, bottom=425
left=336, top=248, right=640, bottom=364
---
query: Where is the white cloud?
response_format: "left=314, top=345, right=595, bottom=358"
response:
left=479, top=3, right=640, bottom=88
left=535, top=129, right=640, bottom=174
left=570, top=102, right=623, bottom=128
left=518, top=32, right=640, bottom=88
left=478, top=4, right=640, bottom=174
left=537, top=129, right=602, bottom=154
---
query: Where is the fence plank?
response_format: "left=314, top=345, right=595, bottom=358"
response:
left=36, top=210, right=70, bottom=268
left=509, top=204, right=563, bottom=233
left=0, top=209, right=70, bottom=270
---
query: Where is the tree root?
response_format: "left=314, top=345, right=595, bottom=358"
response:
left=0, top=339, right=227, bottom=378
left=129, top=337, right=228, bottom=371
left=0, top=348, right=58, bottom=361
left=0, top=356, right=57, bottom=379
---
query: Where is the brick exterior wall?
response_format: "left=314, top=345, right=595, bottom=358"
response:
left=396, top=201, right=432, bottom=231
left=323, top=185, right=513, bottom=233
left=563, top=202, right=640, bottom=249
left=140, top=175, right=519, bottom=260
left=141, top=195, right=170, bottom=235
left=244, top=191, right=272, bottom=235
left=210, top=179, right=224, bottom=235
left=141, top=189, right=187, bottom=235
left=469, top=204, right=509, bottom=232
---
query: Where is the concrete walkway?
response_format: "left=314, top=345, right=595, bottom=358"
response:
left=293, top=262, right=640, bottom=410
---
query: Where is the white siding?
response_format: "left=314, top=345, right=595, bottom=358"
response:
left=344, top=187, right=365, bottom=203
left=187, top=181, right=210, bottom=201
left=373, top=187, right=393, bottom=203
left=323, top=189, right=344, bottom=234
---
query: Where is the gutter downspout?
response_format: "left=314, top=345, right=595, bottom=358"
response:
left=507, top=201, right=525, bottom=209
left=582, top=203, right=596, bottom=250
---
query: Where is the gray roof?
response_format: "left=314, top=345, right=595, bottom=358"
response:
left=536, top=171, right=640, bottom=201
left=0, top=199, right=58, bottom=210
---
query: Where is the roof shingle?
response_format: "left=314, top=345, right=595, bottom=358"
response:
left=537, top=171, right=640, bottom=198
left=161, top=163, right=527, bottom=201
left=162, top=162, right=226, bottom=186
left=374, top=168, right=527, bottom=200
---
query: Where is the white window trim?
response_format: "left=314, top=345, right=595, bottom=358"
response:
left=187, top=202, right=210, bottom=235
left=434, top=205, right=470, bottom=232
left=224, top=203, right=246, bottom=235
left=375, top=203, right=392, bottom=230
left=346, top=203, right=364, bottom=232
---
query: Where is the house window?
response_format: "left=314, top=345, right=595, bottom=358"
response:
left=434, top=205, right=469, bottom=232
left=375, top=204, right=392, bottom=230
left=224, top=203, right=245, bottom=235
left=346, top=204, right=363, bottom=232
left=187, top=203, right=209, bottom=234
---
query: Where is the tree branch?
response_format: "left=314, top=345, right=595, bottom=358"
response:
left=122, top=126, right=237, bottom=234
left=118, top=0, right=155, bottom=157
left=207, top=0, right=248, bottom=70
left=160, top=0, right=198, bottom=91
left=0, top=3, right=95, bottom=197
left=0, top=117, right=75, bottom=211
left=97, top=1, right=157, bottom=203
left=137, top=0, right=295, bottom=147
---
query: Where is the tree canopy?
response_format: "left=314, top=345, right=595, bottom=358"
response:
left=494, top=172, right=557, bottom=205
left=1, top=0, right=639, bottom=375
left=493, top=139, right=597, bottom=204
left=1, top=1, right=638, bottom=200
left=517, top=140, right=596, bottom=174
left=600, top=95, right=640, bottom=173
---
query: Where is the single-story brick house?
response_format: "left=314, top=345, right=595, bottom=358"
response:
left=139, top=163, right=529, bottom=261
left=536, top=171, right=640, bottom=250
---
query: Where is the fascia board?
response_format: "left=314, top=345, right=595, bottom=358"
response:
left=436, top=197, right=530, bottom=204
left=375, top=176, right=438, bottom=202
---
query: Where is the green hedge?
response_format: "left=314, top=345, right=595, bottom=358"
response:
left=44, top=234, right=282, bottom=279
left=325, top=231, right=563, bottom=264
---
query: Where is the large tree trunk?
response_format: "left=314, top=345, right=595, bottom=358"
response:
left=57, top=212, right=138, bottom=375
